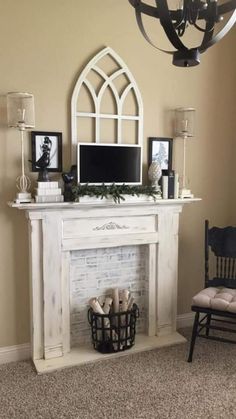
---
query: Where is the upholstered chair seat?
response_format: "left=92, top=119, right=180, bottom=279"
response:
left=192, top=287, right=236, bottom=313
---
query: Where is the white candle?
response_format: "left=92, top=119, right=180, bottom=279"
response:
left=181, top=119, right=188, bottom=133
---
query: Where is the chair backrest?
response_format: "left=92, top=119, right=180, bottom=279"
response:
left=205, top=220, right=236, bottom=289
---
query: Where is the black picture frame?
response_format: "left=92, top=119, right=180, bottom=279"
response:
left=148, top=137, right=173, bottom=171
left=31, top=131, right=62, bottom=172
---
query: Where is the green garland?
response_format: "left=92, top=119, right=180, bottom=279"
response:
left=71, top=183, right=161, bottom=204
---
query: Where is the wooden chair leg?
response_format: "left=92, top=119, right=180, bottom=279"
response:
left=206, top=314, right=211, bottom=336
left=187, top=312, right=200, bottom=363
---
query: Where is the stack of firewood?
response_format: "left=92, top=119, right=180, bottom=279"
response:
left=88, top=288, right=135, bottom=351
left=88, top=288, right=134, bottom=316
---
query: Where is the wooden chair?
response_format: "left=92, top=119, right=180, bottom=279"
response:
left=188, top=220, right=236, bottom=362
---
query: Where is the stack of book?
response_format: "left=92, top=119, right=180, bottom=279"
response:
left=161, top=170, right=179, bottom=199
left=34, top=181, right=64, bottom=203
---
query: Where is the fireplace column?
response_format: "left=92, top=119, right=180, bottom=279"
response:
left=156, top=206, right=181, bottom=336
left=28, top=211, right=64, bottom=360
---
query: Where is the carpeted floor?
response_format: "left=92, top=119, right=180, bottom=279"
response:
left=0, top=329, right=236, bottom=419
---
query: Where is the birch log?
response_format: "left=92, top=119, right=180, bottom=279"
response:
left=120, top=289, right=130, bottom=312
left=113, top=288, right=120, bottom=313
left=103, top=297, right=113, bottom=314
left=88, top=298, right=119, bottom=349
left=127, top=296, right=134, bottom=310
left=88, top=298, right=105, bottom=315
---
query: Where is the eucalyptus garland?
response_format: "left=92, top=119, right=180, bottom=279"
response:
left=71, top=183, right=161, bottom=204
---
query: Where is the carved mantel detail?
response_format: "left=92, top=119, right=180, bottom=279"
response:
left=93, top=221, right=129, bottom=231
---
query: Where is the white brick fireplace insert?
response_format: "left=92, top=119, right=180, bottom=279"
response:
left=11, top=198, right=199, bottom=373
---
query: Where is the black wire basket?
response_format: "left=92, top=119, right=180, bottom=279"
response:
left=88, top=303, right=139, bottom=354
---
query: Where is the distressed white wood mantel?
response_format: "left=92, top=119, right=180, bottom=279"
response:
left=10, top=198, right=200, bottom=373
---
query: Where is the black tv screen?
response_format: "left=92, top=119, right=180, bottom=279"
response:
left=77, top=143, right=142, bottom=185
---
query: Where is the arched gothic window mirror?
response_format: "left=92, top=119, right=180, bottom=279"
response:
left=71, top=47, right=143, bottom=164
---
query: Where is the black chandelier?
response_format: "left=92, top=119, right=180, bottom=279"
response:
left=128, top=0, right=236, bottom=67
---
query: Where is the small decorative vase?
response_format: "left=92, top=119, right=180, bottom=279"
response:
left=148, top=161, right=162, bottom=195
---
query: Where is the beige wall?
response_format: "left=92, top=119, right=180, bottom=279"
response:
left=0, top=0, right=235, bottom=346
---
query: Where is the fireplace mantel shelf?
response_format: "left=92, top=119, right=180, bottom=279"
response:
left=9, top=197, right=201, bottom=210
left=10, top=197, right=201, bottom=373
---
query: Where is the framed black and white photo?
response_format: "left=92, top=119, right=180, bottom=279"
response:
left=31, top=131, right=62, bottom=172
left=148, top=137, right=173, bottom=171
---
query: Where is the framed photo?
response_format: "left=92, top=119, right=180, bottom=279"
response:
left=31, top=131, right=62, bottom=172
left=148, top=137, right=173, bottom=171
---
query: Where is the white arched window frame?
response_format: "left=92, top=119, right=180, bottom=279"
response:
left=71, top=47, right=143, bottom=164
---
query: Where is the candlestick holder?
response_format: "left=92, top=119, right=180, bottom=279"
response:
left=7, top=92, right=35, bottom=203
left=175, top=107, right=195, bottom=199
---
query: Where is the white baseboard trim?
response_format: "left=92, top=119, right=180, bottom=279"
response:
left=0, top=343, right=31, bottom=365
left=0, top=313, right=194, bottom=366
left=177, top=312, right=194, bottom=329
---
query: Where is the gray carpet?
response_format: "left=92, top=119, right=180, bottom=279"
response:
left=0, top=329, right=236, bottom=419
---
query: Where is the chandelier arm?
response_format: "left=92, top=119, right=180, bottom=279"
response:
left=196, top=0, right=236, bottom=19
left=128, top=0, right=181, bottom=20
left=199, top=8, right=236, bottom=52
left=128, top=0, right=159, bottom=18
left=218, top=0, right=236, bottom=15
left=194, top=22, right=214, bottom=33
left=156, top=0, right=188, bottom=51
left=135, top=7, right=174, bottom=54
left=198, top=16, right=215, bottom=45
left=174, top=19, right=185, bottom=30
left=173, top=9, right=186, bottom=31
left=129, top=0, right=236, bottom=21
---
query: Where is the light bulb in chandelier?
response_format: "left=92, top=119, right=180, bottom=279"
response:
left=128, top=0, right=236, bottom=67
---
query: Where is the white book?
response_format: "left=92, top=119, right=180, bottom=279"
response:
left=35, top=195, right=64, bottom=203
left=174, top=173, right=179, bottom=199
left=37, top=181, right=59, bottom=189
left=35, top=188, right=62, bottom=196
left=162, top=176, right=168, bottom=200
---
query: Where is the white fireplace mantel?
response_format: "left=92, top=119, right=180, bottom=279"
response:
left=10, top=197, right=200, bottom=373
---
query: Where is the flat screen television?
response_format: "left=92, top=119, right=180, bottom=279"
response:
left=77, top=143, right=142, bottom=185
